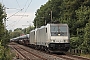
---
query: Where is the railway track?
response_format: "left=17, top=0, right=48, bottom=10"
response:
left=10, top=44, right=47, bottom=60
left=52, top=53, right=90, bottom=60
left=9, top=42, right=90, bottom=60
left=65, top=54, right=90, bottom=60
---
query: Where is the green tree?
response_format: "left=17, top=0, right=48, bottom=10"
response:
left=0, top=3, right=12, bottom=60
left=70, top=37, right=83, bottom=49
left=81, top=22, right=90, bottom=53
left=9, top=26, right=34, bottom=38
left=0, top=3, right=5, bottom=41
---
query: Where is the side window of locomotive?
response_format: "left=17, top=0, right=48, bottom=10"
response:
left=34, top=31, right=35, bottom=35
left=46, top=28, right=47, bottom=33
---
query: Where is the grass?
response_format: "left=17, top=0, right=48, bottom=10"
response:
left=80, top=54, right=90, bottom=58
left=0, top=42, right=14, bottom=60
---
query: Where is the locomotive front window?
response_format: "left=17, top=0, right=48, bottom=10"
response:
left=50, top=25, right=67, bottom=36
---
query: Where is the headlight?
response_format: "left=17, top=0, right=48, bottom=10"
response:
left=58, top=34, right=60, bottom=36
left=51, top=40, right=55, bottom=42
left=53, top=40, right=55, bottom=42
left=52, top=40, right=55, bottom=42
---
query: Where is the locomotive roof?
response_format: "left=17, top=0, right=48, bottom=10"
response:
left=19, top=34, right=29, bottom=38
left=47, top=23, right=68, bottom=26
left=10, top=34, right=29, bottom=41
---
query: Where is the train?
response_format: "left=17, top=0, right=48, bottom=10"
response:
left=10, top=23, right=70, bottom=53
left=10, top=34, right=29, bottom=45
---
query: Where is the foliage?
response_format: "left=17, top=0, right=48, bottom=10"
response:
left=70, top=37, right=83, bottom=49
left=0, top=3, right=12, bottom=60
left=0, top=46, right=12, bottom=60
left=22, top=26, right=34, bottom=34
left=10, top=29, right=23, bottom=38
left=0, top=3, right=5, bottom=42
left=80, top=22, right=90, bottom=53
left=9, top=26, right=34, bottom=38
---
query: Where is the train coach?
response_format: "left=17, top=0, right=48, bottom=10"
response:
left=29, top=23, right=70, bottom=53
left=10, top=34, right=29, bottom=46
left=18, top=34, right=29, bottom=45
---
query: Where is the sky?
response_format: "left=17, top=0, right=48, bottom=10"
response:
left=0, top=0, right=48, bottom=31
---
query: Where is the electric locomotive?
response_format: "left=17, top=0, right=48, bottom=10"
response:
left=29, top=23, right=70, bottom=53
left=47, top=24, right=70, bottom=52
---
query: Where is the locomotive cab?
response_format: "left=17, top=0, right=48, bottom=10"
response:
left=46, top=24, right=70, bottom=52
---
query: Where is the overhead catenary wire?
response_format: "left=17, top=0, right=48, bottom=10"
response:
left=7, top=0, right=30, bottom=20
left=15, top=0, right=21, bottom=9
left=6, top=0, right=32, bottom=30
left=6, top=0, right=29, bottom=20
left=23, top=0, right=29, bottom=9
left=14, top=0, right=32, bottom=28
left=24, top=0, right=32, bottom=13
left=6, top=0, right=28, bottom=20
left=1, top=0, right=31, bottom=30
left=6, top=9, right=23, bottom=20
left=6, top=0, right=29, bottom=29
